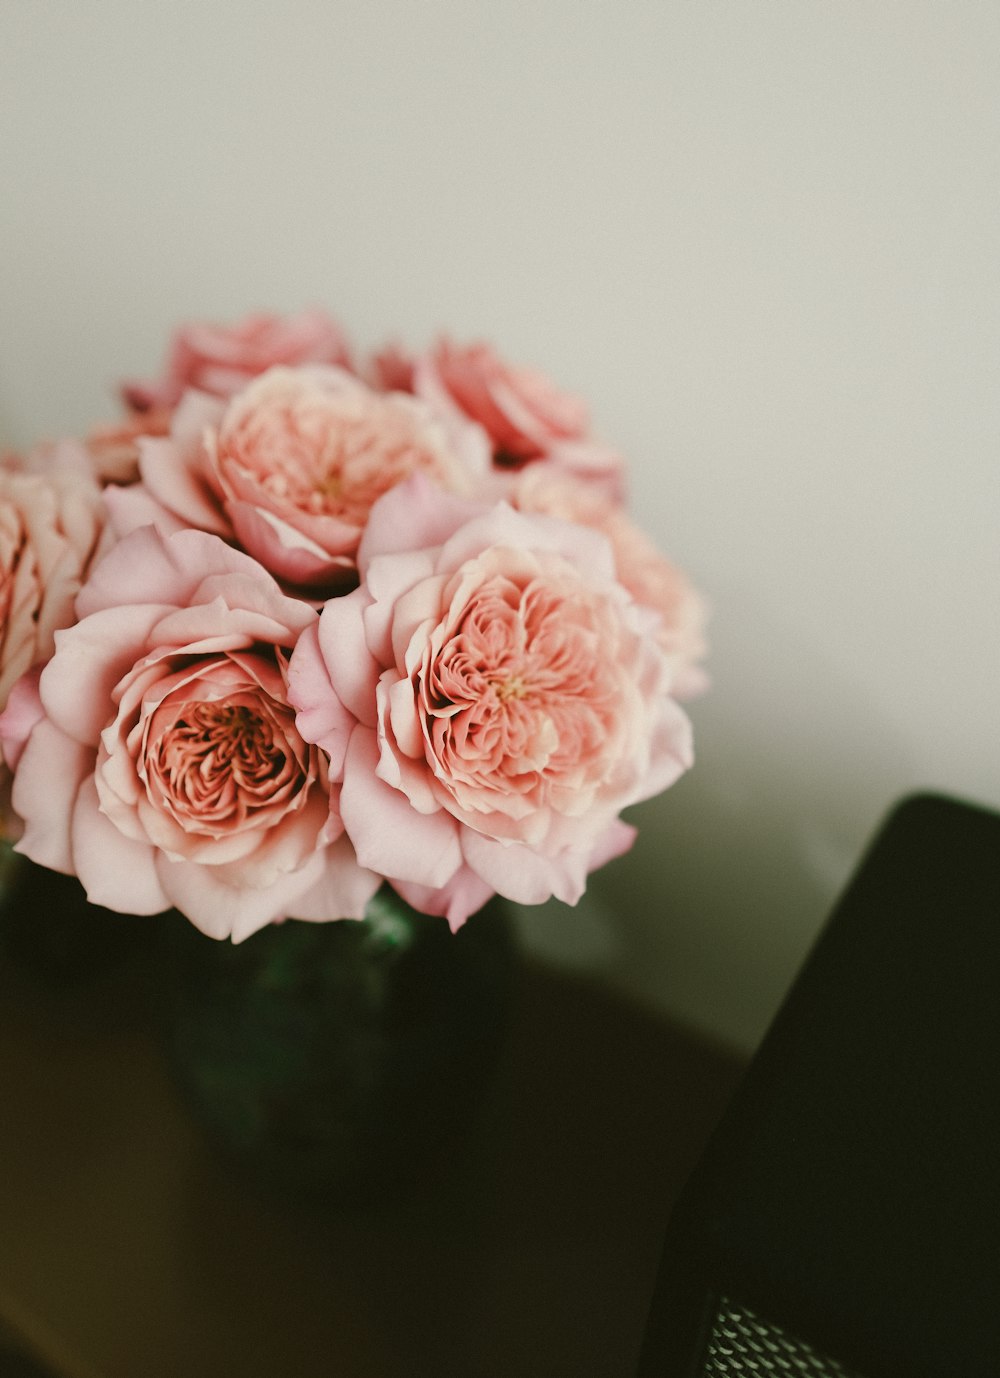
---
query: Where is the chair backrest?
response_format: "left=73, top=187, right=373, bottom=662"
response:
left=636, top=794, right=1000, bottom=1378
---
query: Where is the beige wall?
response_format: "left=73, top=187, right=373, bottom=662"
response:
left=2, top=2, right=998, bottom=1049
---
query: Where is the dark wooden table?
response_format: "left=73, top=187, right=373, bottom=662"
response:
left=0, top=934, right=741, bottom=1378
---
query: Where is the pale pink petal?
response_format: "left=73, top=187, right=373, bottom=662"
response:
left=368, top=341, right=415, bottom=393
left=76, top=525, right=270, bottom=620
left=193, top=570, right=315, bottom=638
left=155, top=846, right=327, bottom=943
left=139, top=434, right=230, bottom=536
left=103, top=482, right=188, bottom=541
left=220, top=458, right=366, bottom=556
left=206, top=790, right=330, bottom=888
left=460, top=828, right=589, bottom=907
left=71, top=775, right=170, bottom=914
left=287, top=622, right=356, bottom=776
left=389, top=867, right=495, bottom=932
left=362, top=556, right=442, bottom=670
left=146, top=600, right=304, bottom=657
left=74, top=525, right=191, bottom=617
left=39, top=603, right=168, bottom=744
left=286, top=835, right=381, bottom=921
left=0, top=665, right=44, bottom=772
left=356, top=472, right=486, bottom=574
left=587, top=818, right=637, bottom=870
left=132, top=792, right=264, bottom=866
left=540, top=439, right=628, bottom=503
left=155, top=384, right=226, bottom=445
left=12, top=719, right=92, bottom=874
left=384, top=674, right=424, bottom=759
left=414, top=340, right=613, bottom=485
left=435, top=500, right=617, bottom=586
left=410, top=352, right=498, bottom=476
left=225, top=498, right=356, bottom=588
left=314, top=592, right=380, bottom=729
left=340, top=725, right=462, bottom=889
left=484, top=369, right=587, bottom=454
left=629, top=697, right=694, bottom=805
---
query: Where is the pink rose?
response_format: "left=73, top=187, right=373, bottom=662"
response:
left=509, top=469, right=709, bottom=698
left=288, top=478, right=693, bottom=930
left=106, top=366, right=490, bottom=594
left=414, top=338, right=626, bottom=500
left=121, top=308, right=353, bottom=413
left=0, top=452, right=109, bottom=713
left=0, top=526, right=379, bottom=940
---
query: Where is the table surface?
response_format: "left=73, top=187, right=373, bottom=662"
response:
left=0, top=930, right=742, bottom=1378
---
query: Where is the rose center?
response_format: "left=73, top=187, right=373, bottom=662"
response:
left=150, top=699, right=296, bottom=819
left=180, top=701, right=276, bottom=765
left=223, top=394, right=455, bottom=528
left=492, top=673, right=527, bottom=702
left=420, top=572, right=622, bottom=807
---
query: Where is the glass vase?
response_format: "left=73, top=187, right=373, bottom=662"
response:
left=164, top=886, right=516, bottom=1205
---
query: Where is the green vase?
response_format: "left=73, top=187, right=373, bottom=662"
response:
left=165, top=886, right=516, bottom=1205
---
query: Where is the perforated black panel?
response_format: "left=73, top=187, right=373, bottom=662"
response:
left=703, top=1298, right=865, bottom=1377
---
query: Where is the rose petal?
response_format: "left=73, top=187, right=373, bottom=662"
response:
left=389, top=867, right=495, bottom=932
left=363, top=551, right=442, bottom=669
left=139, top=432, right=230, bottom=537
left=77, top=525, right=278, bottom=620
left=0, top=666, right=44, bottom=773
left=630, top=697, right=694, bottom=804
left=460, top=827, right=590, bottom=907
left=313, top=591, right=380, bottom=729
left=12, top=718, right=92, bottom=874
left=40, top=603, right=168, bottom=744
left=340, top=725, right=462, bottom=889
left=225, top=498, right=356, bottom=589
left=356, top=475, right=485, bottom=573
left=155, top=844, right=329, bottom=942
left=286, top=834, right=381, bottom=921
left=71, top=775, right=170, bottom=914
left=287, top=622, right=356, bottom=776
left=587, top=818, right=637, bottom=870
left=103, top=482, right=188, bottom=541
left=436, top=500, right=617, bottom=588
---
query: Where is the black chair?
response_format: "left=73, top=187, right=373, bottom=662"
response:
left=637, top=794, right=1000, bottom=1378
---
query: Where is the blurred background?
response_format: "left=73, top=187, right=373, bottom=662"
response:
left=1, top=1, right=997, bottom=1052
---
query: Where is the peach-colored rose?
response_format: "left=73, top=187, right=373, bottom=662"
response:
left=106, top=366, right=491, bottom=595
left=508, top=469, right=709, bottom=698
left=368, top=341, right=416, bottom=394
left=121, top=308, right=353, bottom=413
left=414, top=338, right=626, bottom=500
left=85, top=406, right=173, bottom=485
left=288, top=478, right=692, bottom=930
left=0, top=526, right=379, bottom=940
left=0, top=453, right=108, bottom=713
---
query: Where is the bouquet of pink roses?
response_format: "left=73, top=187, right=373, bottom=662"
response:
left=0, top=310, right=706, bottom=944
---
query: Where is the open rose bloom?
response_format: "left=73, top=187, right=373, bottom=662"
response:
left=106, top=365, right=489, bottom=593
left=121, top=308, right=354, bottom=414
left=0, top=310, right=708, bottom=940
left=288, top=480, right=694, bottom=929
left=1, top=526, right=378, bottom=940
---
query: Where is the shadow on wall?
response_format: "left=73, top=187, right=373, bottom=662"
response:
left=518, top=590, right=919, bottom=1054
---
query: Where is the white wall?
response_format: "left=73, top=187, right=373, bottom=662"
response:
left=2, top=2, right=997, bottom=1051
